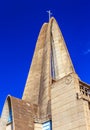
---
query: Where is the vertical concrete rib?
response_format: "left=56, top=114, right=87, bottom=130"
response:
left=50, top=17, right=75, bottom=80
left=22, top=23, right=48, bottom=105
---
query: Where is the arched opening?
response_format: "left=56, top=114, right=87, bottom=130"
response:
left=0, top=96, right=13, bottom=130
left=51, top=29, right=56, bottom=80
left=7, top=97, right=12, bottom=126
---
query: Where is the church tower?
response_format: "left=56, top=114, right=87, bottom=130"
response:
left=0, top=17, right=90, bottom=130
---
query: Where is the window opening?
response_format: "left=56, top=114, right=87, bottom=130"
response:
left=42, top=120, right=52, bottom=130
left=7, top=100, right=12, bottom=124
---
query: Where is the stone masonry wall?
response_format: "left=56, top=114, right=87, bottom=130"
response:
left=51, top=73, right=87, bottom=130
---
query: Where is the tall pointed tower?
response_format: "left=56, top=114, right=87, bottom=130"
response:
left=1, top=17, right=90, bottom=130
left=22, top=17, right=90, bottom=130
left=22, top=17, right=75, bottom=120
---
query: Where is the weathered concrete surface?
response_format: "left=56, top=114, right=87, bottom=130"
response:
left=51, top=18, right=75, bottom=80
left=22, top=23, right=48, bottom=105
left=6, top=124, right=13, bottom=130
left=1, top=96, right=34, bottom=130
left=51, top=73, right=87, bottom=130
left=10, top=96, right=34, bottom=130
left=34, top=123, right=42, bottom=130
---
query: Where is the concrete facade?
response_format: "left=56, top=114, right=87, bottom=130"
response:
left=0, top=17, right=90, bottom=130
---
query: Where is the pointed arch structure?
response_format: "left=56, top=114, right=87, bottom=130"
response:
left=0, top=96, right=35, bottom=130
left=22, top=17, right=75, bottom=119
left=0, top=96, right=13, bottom=130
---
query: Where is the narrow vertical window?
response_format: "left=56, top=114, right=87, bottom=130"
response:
left=51, top=32, right=55, bottom=79
left=7, top=101, right=12, bottom=124
left=8, top=109, right=12, bottom=123
left=88, top=102, right=90, bottom=110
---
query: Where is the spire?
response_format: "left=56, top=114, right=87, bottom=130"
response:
left=22, top=17, right=75, bottom=119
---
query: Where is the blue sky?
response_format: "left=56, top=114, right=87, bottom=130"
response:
left=0, top=0, right=90, bottom=115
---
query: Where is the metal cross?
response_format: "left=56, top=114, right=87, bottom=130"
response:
left=47, top=10, right=52, bottom=21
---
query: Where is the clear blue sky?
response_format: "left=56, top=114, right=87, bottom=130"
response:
left=0, top=0, right=90, bottom=115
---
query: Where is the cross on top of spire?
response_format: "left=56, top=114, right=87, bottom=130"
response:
left=46, top=10, right=52, bottom=21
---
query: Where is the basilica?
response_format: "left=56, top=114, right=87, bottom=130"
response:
left=0, top=17, right=90, bottom=130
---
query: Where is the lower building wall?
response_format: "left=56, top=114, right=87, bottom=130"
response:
left=83, top=101, right=90, bottom=129
left=0, top=120, right=6, bottom=130
left=34, top=123, right=42, bottom=130
left=6, top=123, right=13, bottom=130
left=51, top=73, right=87, bottom=130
